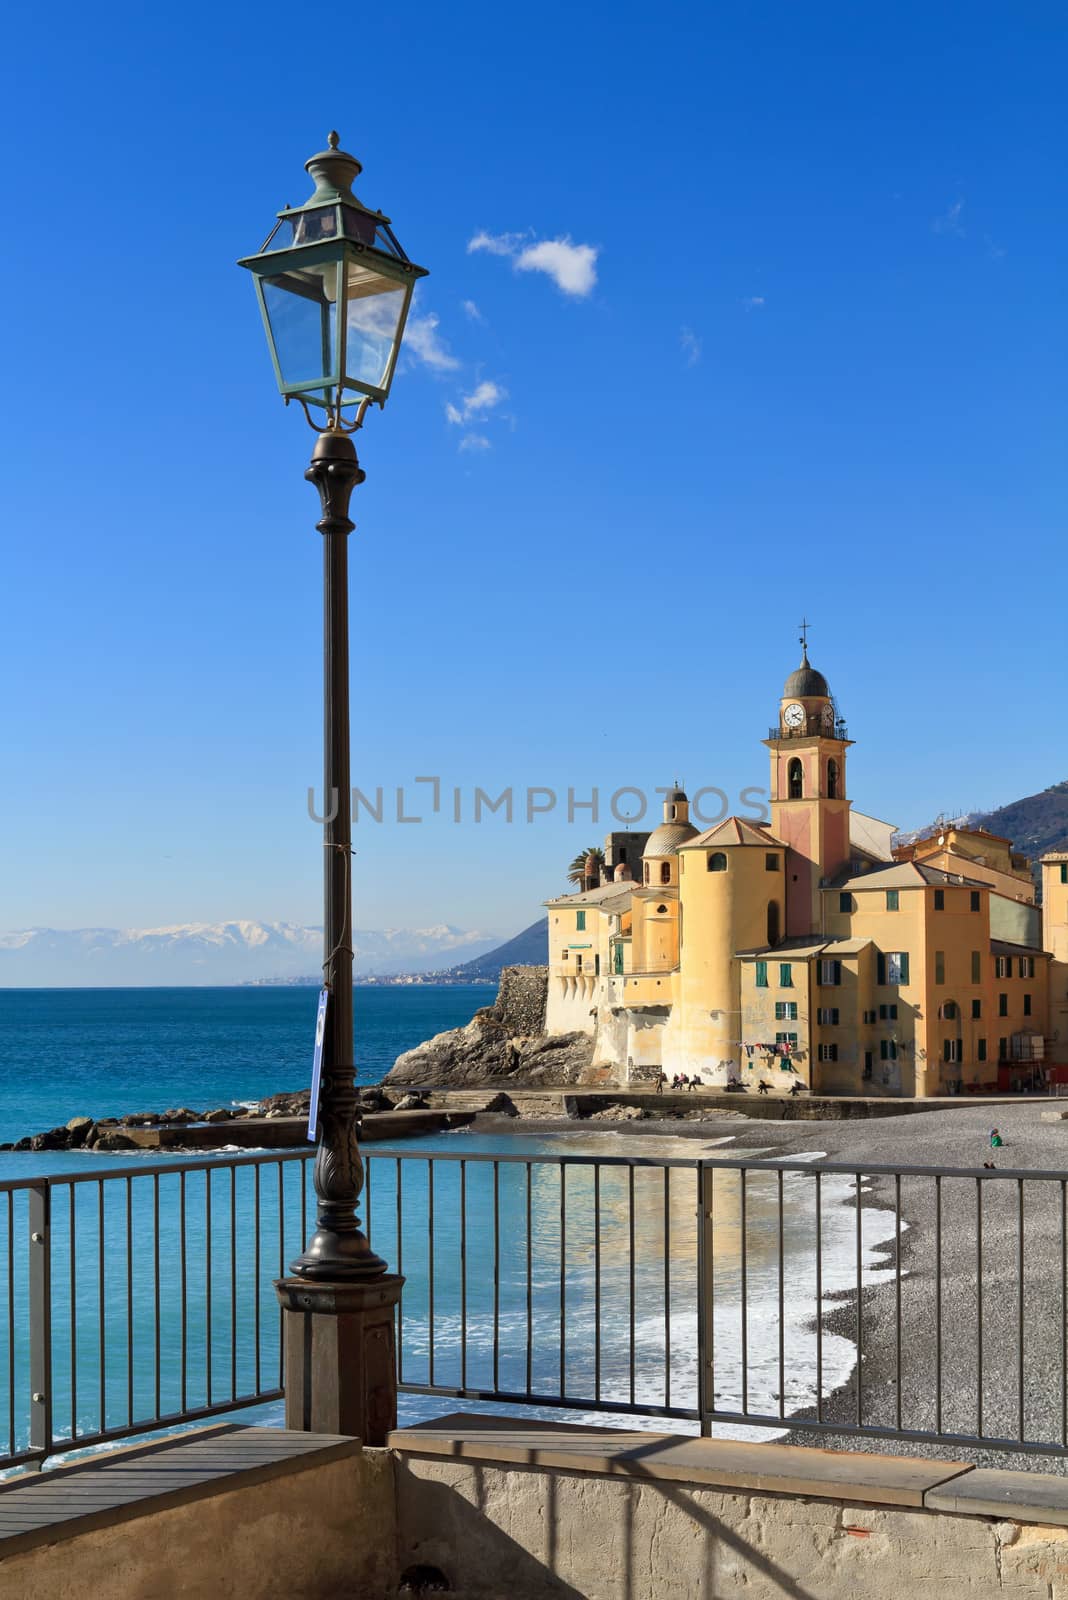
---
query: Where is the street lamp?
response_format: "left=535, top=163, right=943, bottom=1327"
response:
left=239, top=134, right=427, bottom=1442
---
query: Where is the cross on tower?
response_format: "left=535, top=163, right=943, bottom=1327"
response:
left=798, top=617, right=810, bottom=656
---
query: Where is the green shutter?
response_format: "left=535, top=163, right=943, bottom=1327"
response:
left=978, top=1038, right=987, bottom=1061
left=755, top=961, right=768, bottom=988
left=899, top=953, right=910, bottom=985
left=971, top=951, right=981, bottom=983
left=780, top=963, right=793, bottom=988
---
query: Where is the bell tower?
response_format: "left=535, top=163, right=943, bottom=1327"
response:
left=764, top=625, right=853, bottom=936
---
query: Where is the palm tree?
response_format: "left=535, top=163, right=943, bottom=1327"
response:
left=567, top=847, right=605, bottom=889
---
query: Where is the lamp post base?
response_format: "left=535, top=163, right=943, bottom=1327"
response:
left=275, top=1274, right=404, bottom=1446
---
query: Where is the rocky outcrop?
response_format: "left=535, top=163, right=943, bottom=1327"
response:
left=386, top=967, right=595, bottom=1089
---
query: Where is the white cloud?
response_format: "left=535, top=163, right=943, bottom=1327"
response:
left=680, top=327, right=701, bottom=366
left=741, top=296, right=766, bottom=311
left=445, top=380, right=507, bottom=425
left=462, top=299, right=484, bottom=321
left=515, top=238, right=598, bottom=297
left=468, top=229, right=599, bottom=298
left=458, top=433, right=492, bottom=453
left=933, top=199, right=965, bottom=237
left=468, top=230, right=528, bottom=257
left=403, top=312, right=459, bottom=371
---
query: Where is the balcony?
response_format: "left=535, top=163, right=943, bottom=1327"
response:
left=768, top=720, right=849, bottom=741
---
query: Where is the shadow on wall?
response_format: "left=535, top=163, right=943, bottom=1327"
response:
left=394, top=1453, right=819, bottom=1600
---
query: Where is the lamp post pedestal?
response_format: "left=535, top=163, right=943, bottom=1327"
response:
left=275, top=1275, right=403, bottom=1445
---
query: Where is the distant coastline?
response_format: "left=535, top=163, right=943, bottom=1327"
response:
left=242, top=973, right=498, bottom=988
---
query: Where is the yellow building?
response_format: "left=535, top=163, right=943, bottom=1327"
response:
left=545, top=648, right=1058, bottom=1095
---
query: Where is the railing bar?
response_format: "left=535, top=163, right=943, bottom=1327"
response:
left=663, top=1168, right=671, bottom=1411
left=628, top=1165, right=636, bottom=1408
left=777, top=1169, right=785, bottom=1421
left=276, top=1165, right=284, bottom=1390
left=396, top=1158, right=403, bottom=1385
left=428, top=1159, right=436, bottom=1391
left=180, top=1173, right=187, bottom=1415
left=934, top=1175, right=941, bottom=1435
left=365, top=1155, right=371, bottom=1245
left=153, top=1174, right=161, bottom=1423
left=593, top=1165, right=600, bottom=1403
left=895, top=1173, right=902, bottom=1433
left=976, top=1176, right=983, bottom=1438
left=254, top=1164, right=261, bottom=1395
left=526, top=1163, right=534, bottom=1397
left=740, top=1170, right=749, bottom=1416
left=1018, top=1176, right=1025, bottom=1440
left=492, top=1161, right=499, bottom=1395
left=230, top=1166, right=237, bottom=1402
left=559, top=1162, right=566, bottom=1398
left=7, top=1192, right=13, bottom=1458
left=206, top=1170, right=213, bottom=1409
left=815, top=1172, right=823, bottom=1423
left=125, top=1177, right=133, bottom=1428
left=1063, top=1181, right=1067, bottom=1449
left=300, top=1152, right=307, bottom=1246
left=70, top=1186, right=78, bottom=1439
left=460, top=1161, right=467, bottom=1395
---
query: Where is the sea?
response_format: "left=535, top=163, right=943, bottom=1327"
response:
left=0, top=986, right=898, bottom=1462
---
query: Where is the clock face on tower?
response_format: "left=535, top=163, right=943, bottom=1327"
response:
left=783, top=702, right=805, bottom=729
left=821, top=703, right=834, bottom=730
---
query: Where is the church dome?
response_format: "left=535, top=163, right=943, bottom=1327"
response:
left=783, top=651, right=829, bottom=699
left=643, top=820, right=699, bottom=858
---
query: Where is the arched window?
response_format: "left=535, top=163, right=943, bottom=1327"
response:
left=788, top=758, right=803, bottom=800
left=827, top=759, right=839, bottom=799
left=668, top=803, right=677, bottom=821
left=656, top=904, right=668, bottom=915
left=643, top=862, right=650, bottom=885
left=660, top=861, right=671, bottom=884
left=767, top=901, right=780, bottom=946
left=707, top=852, right=727, bottom=872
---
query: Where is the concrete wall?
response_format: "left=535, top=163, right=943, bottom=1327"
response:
left=395, top=1454, right=1068, bottom=1600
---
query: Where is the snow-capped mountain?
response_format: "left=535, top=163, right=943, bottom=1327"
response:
left=0, top=922, right=500, bottom=987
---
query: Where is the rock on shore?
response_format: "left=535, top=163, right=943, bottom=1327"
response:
left=386, top=965, right=595, bottom=1088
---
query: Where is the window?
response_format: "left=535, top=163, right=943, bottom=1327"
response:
left=656, top=904, right=668, bottom=914
left=561, top=950, right=569, bottom=961
left=755, top=961, right=768, bottom=988
left=999, top=993, right=1008, bottom=1017
left=827, top=759, right=839, bottom=799
left=660, top=861, right=671, bottom=885
left=840, top=892, right=853, bottom=913
left=886, top=890, right=900, bottom=911
left=934, top=889, right=944, bottom=911
left=818, top=1043, right=838, bottom=1062
left=817, top=1007, right=840, bottom=1025
left=575, top=954, right=583, bottom=972
left=594, top=954, right=600, bottom=976
left=818, top=959, right=842, bottom=986
left=940, top=1001, right=957, bottom=1020
left=996, top=955, right=1011, bottom=979
left=766, top=896, right=781, bottom=946
left=765, top=853, right=779, bottom=872
left=708, top=852, right=727, bottom=872
left=775, top=1001, right=798, bottom=1021
left=971, top=951, right=982, bottom=984
left=972, top=999, right=982, bottom=1019
left=779, top=963, right=793, bottom=987
left=877, top=952, right=910, bottom=985
left=643, top=863, right=650, bottom=885
left=999, top=1037, right=1008, bottom=1060
left=943, top=1038, right=961, bottom=1064
left=776, top=1031, right=799, bottom=1050
left=1020, top=956, right=1035, bottom=979
left=863, top=1053, right=874, bottom=1080
left=880, top=1039, right=898, bottom=1061
left=1024, top=993, right=1033, bottom=1017
left=971, top=891, right=981, bottom=912
left=576, top=911, right=586, bottom=931
left=978, top=1038, right=987, bottom=1062
left=935, top=951, right=945, bottom=985
left=1062, top=863, right=1068, bottom=885
left=863, top=1009, right=877, bottom=1024
left=788, top=758, right=803, bottom=800
left=878, top=1003, right=898, bottom=1021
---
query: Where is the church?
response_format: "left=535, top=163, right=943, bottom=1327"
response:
left=545, top=644, right=1068, bottom=1095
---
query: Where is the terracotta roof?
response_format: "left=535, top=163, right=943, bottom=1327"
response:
left=681, top=817, right=785, bottom=850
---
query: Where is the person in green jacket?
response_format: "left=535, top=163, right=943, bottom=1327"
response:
left=990, top=1128, right=1003, bottom=1149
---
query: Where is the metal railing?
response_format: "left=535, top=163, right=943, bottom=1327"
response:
left=3, top=1145, right=1068, bottom=1470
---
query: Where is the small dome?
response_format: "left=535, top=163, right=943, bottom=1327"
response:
left=666, top=786, right=687, bottom=802
left=783, top=651, right=829, bottom=700
left=643, top=820, right=699, bottom=858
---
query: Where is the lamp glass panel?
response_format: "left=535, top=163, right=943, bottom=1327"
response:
left=342, top=262, right=407, bottom=391
left=261, top=263, right=338, bottom=394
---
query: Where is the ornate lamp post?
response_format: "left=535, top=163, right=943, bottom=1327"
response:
left=239, top=135, right=427, bottom=1443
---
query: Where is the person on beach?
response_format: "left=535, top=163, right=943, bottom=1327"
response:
left=656, top=1073, right=665, bottom=1095
left=757, top=1079, right=770, bottom=1095
left=990, top=1128, right=1003, bottom=1149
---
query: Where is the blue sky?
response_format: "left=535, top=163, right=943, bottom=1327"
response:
left=1, top=2, right=1065, bottom=939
